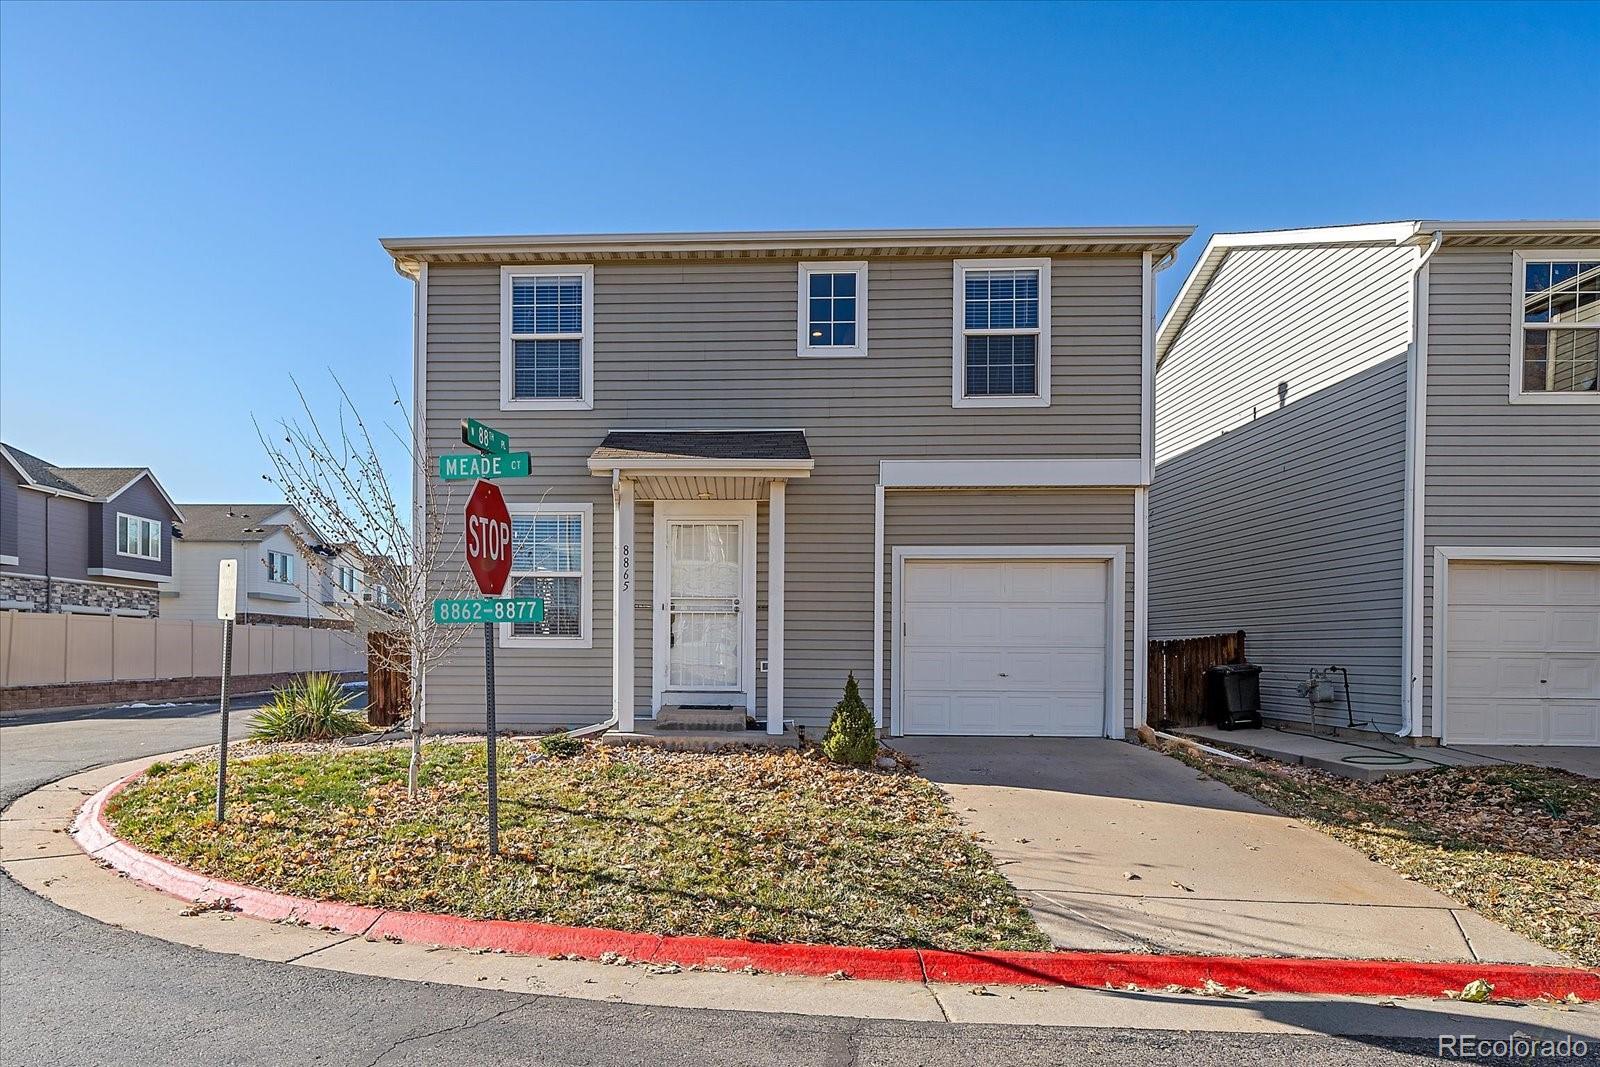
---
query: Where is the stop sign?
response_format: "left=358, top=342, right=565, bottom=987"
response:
left=463, top=479, right=513, bottom=595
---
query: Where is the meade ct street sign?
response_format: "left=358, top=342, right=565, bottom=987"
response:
left=439, top=451, right=531, bottom=481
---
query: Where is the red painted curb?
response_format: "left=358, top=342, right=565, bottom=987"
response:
left=75, top=770, right=1600, bottom=1001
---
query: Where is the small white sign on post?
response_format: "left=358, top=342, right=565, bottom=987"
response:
left=216, top=559, right=238, bottom=621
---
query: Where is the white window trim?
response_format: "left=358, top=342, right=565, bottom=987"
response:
left=1508, top=249, right=1600, bottom=405
left=499, top=501, right=593, bottom=649
left=500, top=264, right=595, bottom=411
left=115, top=513, right=162, bottom=561
left=796, top=261, right=868, bottom=357
left=265, top=550, right=294, bottom=584
left=952, top=257, right=1052, bottom=409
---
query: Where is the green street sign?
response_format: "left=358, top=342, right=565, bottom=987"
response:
left=433, top=597, right=545, bottom=625
left=461, top=418, right=511, bottom=455
left=439, top=451, right=531, bottom=481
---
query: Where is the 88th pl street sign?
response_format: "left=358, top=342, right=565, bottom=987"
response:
left=464, top=479, right=514, bottom=595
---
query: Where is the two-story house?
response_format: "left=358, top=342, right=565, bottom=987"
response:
left=385, top=225, right=1192, bottom=737
left=162, top=503, right=352, bottom=627
left=1150, top=221, right=1599, bottom=748
left=0, top=442, right=183, bottom=617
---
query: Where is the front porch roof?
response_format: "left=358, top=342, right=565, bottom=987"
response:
left=588, top=430, right=813, bottom=476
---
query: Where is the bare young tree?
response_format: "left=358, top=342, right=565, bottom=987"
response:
left=256, top=373, right=474, bottom=795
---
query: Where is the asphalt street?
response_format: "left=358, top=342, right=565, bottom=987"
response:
left=0, top=700, right=1579, bottom=1066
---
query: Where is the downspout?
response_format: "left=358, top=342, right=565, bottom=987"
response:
left=1398, top=229, right=1443, bottom=738
left=1134, top=249, right=1179, bottom=730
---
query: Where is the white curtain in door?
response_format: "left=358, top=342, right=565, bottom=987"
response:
left=668, top=523, right=741, bottom=689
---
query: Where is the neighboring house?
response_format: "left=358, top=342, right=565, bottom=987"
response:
left=383, top=224, right=1193, bottom=736
left=162, top=503, right=350, bottom=627
left=0, top=442, right=183, bottom=617
left=1150, top=220, right=1599, bottom=747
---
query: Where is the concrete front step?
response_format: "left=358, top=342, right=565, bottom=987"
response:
left=654, top=705, right=749, bottom=731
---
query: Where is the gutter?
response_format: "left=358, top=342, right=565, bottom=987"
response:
left=1398, top=230, right=1443, bottom=738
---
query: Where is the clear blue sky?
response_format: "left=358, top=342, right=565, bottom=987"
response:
left=3, top=1, right=1596, bottom=506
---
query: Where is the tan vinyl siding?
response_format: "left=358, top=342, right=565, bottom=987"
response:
left=1151, top=355, right=1409, bottom=728
left=881, top=489, right=1137, bottom=732
left=421, top=256, right=1146, bottom=732
left=1151, top=241, right=1416, bottom=729
left=1420, top=246, right=1600, bottom=736
left=1156, top=244, right=1414, bottom=464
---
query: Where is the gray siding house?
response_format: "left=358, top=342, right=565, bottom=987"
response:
left=0, top=443, right=184, bottom=617
left=385, top=225, right=1192, bottom=736
left=1151, top=221, right=1599, bottom=747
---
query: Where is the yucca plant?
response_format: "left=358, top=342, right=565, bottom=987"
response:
left=250, top=672, right=367, bottom=741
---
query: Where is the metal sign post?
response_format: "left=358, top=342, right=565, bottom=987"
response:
left=483, top=620, right=498, bottom=856
left=462, top=478, right=514, bottom=858
left=215, top=559, right=238, bottom=823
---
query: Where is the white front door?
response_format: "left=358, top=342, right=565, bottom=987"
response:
left=1445, top=561, right=1600, bottom=746
left=653, top=502, right=757, bottom=712
left=668, top=521, right=744, bottom=690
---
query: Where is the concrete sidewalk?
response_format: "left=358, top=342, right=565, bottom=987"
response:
left=897, top=737, right=1569, bottom=965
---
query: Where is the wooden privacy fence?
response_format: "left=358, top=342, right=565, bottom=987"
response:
left=1148, top=630, right=1246, bottom=728
left=366, top=630, right=410, bottom=727
left=0, top=610, right=363, bottom=689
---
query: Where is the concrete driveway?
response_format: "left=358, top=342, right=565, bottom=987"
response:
left=898, top=737, right=1568, bottom=964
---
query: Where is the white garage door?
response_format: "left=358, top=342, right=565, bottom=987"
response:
left=900, top=558, right=1110, bottom=736
left=1445, top=561, right=1600, bottom=746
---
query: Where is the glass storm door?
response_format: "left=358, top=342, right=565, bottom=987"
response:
left=666, top=522, right=742, bottom=691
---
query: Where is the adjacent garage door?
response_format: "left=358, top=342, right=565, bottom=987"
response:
left=899, top=558, right=1111, bottom=736
left=1445, top=561, right=1600, bottom=746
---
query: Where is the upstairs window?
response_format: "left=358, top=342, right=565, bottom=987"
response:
left=116, top=514, right=161, bottom=561
left=500, top=265, right=594, bottom=410
left=266, top=550, right=293, bottom=584
left=1515, top=254, right=1599, bottom=401
left=337, top=565, right=358, bottom=594
left=953, top=259, right=1051, bottom=408
left=798, top=262, right=868, bottom=356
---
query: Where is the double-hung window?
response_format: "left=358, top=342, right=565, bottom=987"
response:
left=503, top=502, right=593, bottom=648
left=954, top=258, right=1051, bottom=407
left=266, top=550, right=293, bottom=584
left=337, top=565, right=358, bottom=595
left=798, top=262, right=868, bottom=356
left=116, top=514, right=161, bottom=561
left=1513, top=252, right=1599, bottom=402
left=500, top=265, right=594, bottom=410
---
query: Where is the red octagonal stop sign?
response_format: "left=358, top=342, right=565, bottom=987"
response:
left=464, top=479, right=513, bottom=595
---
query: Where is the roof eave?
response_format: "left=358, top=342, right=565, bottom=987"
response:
left=381, top=225, right=1195, bottom=273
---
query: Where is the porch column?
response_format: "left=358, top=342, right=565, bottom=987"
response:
left=612, top=473, right=635, bottom=732
left=766, top=478, right=786, bottom=734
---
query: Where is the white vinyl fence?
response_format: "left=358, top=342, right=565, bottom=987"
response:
left=0, top=611, right=363, bottom=688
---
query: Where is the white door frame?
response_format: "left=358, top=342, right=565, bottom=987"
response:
left=1430, top=546, right=1600, bottom=745
left=652, top=500, right=759, bottom=715
left=890, top=545, right=1126, bottom=738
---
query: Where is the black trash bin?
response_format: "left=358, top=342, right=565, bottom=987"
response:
left=1204, top=663, right=1263, bottom=731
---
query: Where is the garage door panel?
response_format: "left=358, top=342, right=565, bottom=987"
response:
left=1552, top=565, right=1600, bottom=603
left=900, top=558, right=1110, bottom=737
left=1547, top=656, right=1600, bottom=698
left=952, top=565, right=1005, bottom=601
left=1549, top=701, right=1600, bottom=745
left=1552, top=610, right=1600, bottom=651
left=1445, top=561, right=1600, bottom=747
